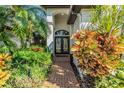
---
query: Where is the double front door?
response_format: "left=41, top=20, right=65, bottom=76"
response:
left=55, top=36, right=70, bottom=54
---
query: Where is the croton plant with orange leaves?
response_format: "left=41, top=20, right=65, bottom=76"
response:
left=71, top=30, right=124, bottom=78
left=0, top=53, right=12, bottom=87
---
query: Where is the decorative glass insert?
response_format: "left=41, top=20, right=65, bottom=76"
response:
left=55, top=38, right=61, bottom=53
left=63, top=38, right=68, bottom=52
left=55, top=30, right=69, bottom=36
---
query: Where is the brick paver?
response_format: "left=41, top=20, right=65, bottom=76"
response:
left=42, top=57, right=79, bottom=88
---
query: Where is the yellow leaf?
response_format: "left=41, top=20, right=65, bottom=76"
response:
left=75, top=40, right=81, bottom=45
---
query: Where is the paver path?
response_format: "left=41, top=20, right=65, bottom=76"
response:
left=42, top=58, right=80, bottom=88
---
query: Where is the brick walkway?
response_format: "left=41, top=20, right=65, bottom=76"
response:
left=42, top=56, right=79, bottom=88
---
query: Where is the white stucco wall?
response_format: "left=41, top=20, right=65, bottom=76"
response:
left=80, top=9, right=93, bottom=22
left=46, top=8, right=70, bottom=53
left=70, top=16, right=80, bottom=54
left=46, top=8, right=70, bottom=32
left=47, top=15, right=54, bottom=46
left=54, top=14, right=70, bottom=32
left=46, top=8, right=93, bottom=54
left=70, top=9, right=93, bottom=36
left=46, top=15, right=54, bottom=52
left=80, top=9, right=94, bottom=30
left=70, top=9, right=93, bottom=79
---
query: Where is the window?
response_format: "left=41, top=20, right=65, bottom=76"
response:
left=55, top=30, right=69, bottom=36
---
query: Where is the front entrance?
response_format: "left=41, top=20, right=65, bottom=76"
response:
left=54, top=30, right=70, bottom=54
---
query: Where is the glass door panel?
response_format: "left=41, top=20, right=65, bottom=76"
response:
left=55, top=37, right=69, bottom=54
left=62, top=37, right=69, bottom=53
left=55, top=37, right=61, bottom=53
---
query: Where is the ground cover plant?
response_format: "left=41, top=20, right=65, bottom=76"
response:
left=71, top=5, right=124, bottom=88
left=6, top=49, right=52, bottom=88
left=0, top=5, right=52, bottom=87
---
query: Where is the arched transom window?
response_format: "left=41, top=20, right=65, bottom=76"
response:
left=55, top=30, right=69, bottom=36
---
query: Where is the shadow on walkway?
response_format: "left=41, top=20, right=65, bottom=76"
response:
left=42, top=56, right=79, bottom=88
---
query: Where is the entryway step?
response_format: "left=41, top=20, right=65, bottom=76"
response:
left=53, top=54, right=70, bottom=62
left=55, top=54, right=70, bottom=57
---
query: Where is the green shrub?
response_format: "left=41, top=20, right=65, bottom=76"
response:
left=96, top=75, right=124, bottom=88
left=6, top=49, right=52, bottom=88
left=95, top=60, right=124, bottom=88
left=96, top=68, right=124, bottom=88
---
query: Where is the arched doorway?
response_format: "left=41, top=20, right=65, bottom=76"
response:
left=54, top=30, right=70, bottom=54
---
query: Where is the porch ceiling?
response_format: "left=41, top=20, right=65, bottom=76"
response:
left=42, top=5, right=95, bottom=25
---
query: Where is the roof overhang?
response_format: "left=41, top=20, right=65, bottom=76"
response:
left=42, top=5, right=70, bottom=8
left=67, top=5, right=95, bottom=25
left=67, top=5, right=81, bottom=25
left=42, top=5, right=95, bottom=25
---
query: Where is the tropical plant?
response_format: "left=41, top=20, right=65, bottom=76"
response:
left=0, top=5, right=49, bottom=50
left=0, top=5, right=51, bottom=88
left=12, top=6, right=28, bottom=48
left=0, top=6, right=16, bottom=53
left=91, top=5, right=124, bottom=37
left=6, top=49, right=52, bottom=88
left=26, top=6, right=50, bottom=37
left=12, top=5, right=50, bottom=48
left=71, top=5, right=124, bottom=87
left=0, top=53, right=12, bottom=87
left=71, top=30, right=124, bottom=83
left=25, top=6, right=50, bottom=46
